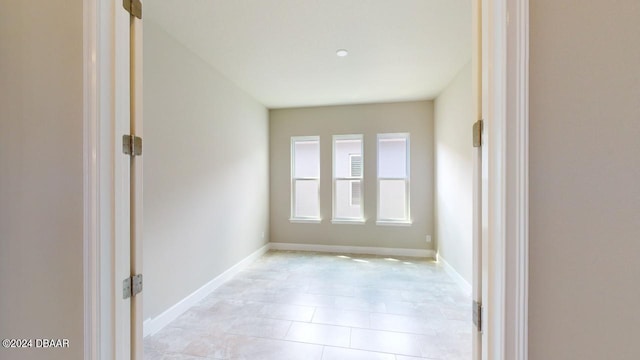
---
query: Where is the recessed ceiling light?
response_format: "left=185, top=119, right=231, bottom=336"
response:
left=336, top=49, right=349, bottom=57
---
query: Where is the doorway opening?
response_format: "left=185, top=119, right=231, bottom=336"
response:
left=141, top=1, right=475, bottom=359
left=85, top=0, right=526, bottom=358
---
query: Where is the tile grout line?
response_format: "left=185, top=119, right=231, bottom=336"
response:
left=309, top=306, right=318, bottom=323
left=283, top=319, right=295, bottom=339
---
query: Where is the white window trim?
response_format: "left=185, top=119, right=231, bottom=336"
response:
left=376, top=133, right=411, bottom=225
left=290, top=136, right=321, bottom=223
left=332, top=134, right=364, bottom=223
left=289, top=218, right=322, bottom=224
left=375, top=219, right=412, bottom=226
left=331, top=219, right=366, bottom=225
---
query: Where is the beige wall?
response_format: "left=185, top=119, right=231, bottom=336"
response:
left=270, top=101, right=434, bottom=250
left=143, top=21, right=270, bottom=320
left=0, top=1, right=83, bottom=359
left=434, top=62, right=473, bottom=284
left=529, top=1, right=640, bottom=358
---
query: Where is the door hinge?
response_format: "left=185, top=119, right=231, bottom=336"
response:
left=123, top=274, right=143, bottom=299
left=123, top=0, right=142, bottom=19
left=473, top=300, right=483, bottom=332
left=473, top=119, right=483, bottom=148
left=123, top=135, right=142, bottom=157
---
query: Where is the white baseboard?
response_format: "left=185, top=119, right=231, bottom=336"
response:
left=437, top=253, right=472, bottom=296
left=269, top=242, right=435, bottom=258
left=143, top=243, right=270, bottom=337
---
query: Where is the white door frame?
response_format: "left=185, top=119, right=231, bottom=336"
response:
left=476, top=0, right=529, bottom=359
left=507, top=0, right=530, bottom=358
left=83, top=0, right=134, bottom=358
left=83, top=0, right=111, bottom=357
left=82, top=0, right=530, bottom=359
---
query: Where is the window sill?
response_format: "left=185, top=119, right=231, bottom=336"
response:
left=376, top=220, right=412, bottom=227
left=289, top=218, right=322, bottom=224
left=331, top=219, right=366, bottom=225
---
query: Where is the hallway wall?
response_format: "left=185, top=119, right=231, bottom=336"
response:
left=434, top=62, right=473, bottom=285
left=0, top=1, right=84, bottom=359
left=143, top=21, right=270, bottom=321
left=270, top=101, right=434, bottom=251
left=529, top=1, right=640, bottom=358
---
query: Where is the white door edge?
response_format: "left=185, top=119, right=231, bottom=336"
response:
left=471, top=0, right=483, bottom=358
left=130, top=8, right=145, bottom=360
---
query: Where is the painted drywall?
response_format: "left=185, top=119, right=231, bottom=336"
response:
left=270, top=101, right=434, bottom=251
left=530, top=1, right=640, bottom=359
left=434, top=62, right=473, bottom=284
left=143, top=21, right=270, bottom=320
left=0, top=1, right=83, bottom=359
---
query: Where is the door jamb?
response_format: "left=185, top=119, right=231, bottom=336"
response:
left=483, top=0, right=529, bottom=359
left=510, top=0, right=530, bottom=358
left=83, top=0, right=119, bottom=358
left=82, top=0, right=99, bottom=357
left=82, top=0, right=530, bottom=359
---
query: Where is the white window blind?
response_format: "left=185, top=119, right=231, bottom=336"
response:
left=332, top=135, right=364, bottom=222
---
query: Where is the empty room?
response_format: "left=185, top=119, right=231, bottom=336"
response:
left=4, top=0, right=640, bottom=359
left=140, top=1, right=475, bottom=359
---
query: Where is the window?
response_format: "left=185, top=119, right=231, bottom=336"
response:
left=377, top=133, right=410, bottom=225
left=332, top=135, right=364, bottom=223
left=290, top=136, right=321, bottom=223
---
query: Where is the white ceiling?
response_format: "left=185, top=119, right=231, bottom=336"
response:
left=146, top=0, right=471, bottom=109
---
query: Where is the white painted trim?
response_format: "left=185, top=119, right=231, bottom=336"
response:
left=471, top=1, right=482, bottom=358
left=512, top=0, right=530, bottom=359
left=83, top=0, right=99, bottom=357
left=289, top=218, right=322, bottom=224
left=331, top=219, right=366, bottom=225
left=143, top=244, right=270, bottom=337
left=482, top=1, right=529, bottom=359
left=489, top=0, right=508, bottom=357
left=375, top=220, right=413, bottom=227
left=437, top=254, right=472, bottom=296
left=269, top=242, right=434, bottom=258
left=97, top=0, right=117, bottom=355
left=84, top=0, right=119, bottom=358
left=484, top=1, right=529, bottom=359
left=113, top=2, right=133, bottom=358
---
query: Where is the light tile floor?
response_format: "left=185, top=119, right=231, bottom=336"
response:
left=144, top=251, right=471, bottom=360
